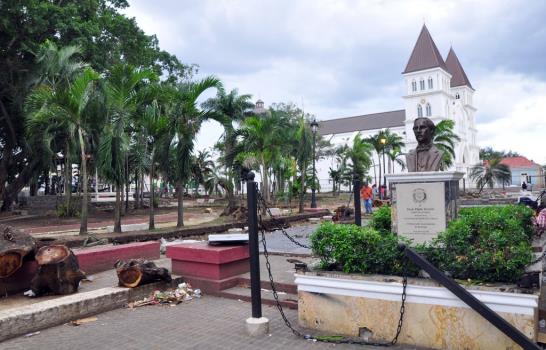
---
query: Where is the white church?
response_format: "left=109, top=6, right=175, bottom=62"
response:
left=316, top=24, right=480, bottom=190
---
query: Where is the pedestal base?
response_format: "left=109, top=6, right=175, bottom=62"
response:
left=246, top=317, right=270, bottom=336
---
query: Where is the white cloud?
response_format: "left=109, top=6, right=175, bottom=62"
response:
left=123, top=0, right=546, bottom=162
left=476, top=70, right=546, bottom=163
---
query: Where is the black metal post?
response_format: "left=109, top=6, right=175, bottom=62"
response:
left=399, top=244, right=541, bottom=350
left=353, top=177, right=361, bottom=226
left=246, top=172, right=262, bottom=318
left=382, top=149, right=387, bottom=199
left=311, top=129, right=317, bottom=208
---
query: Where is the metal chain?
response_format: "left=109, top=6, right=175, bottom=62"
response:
left=256, top=187, right=407, bottom=347
left=256, top=189, right=310, bottom=249
left=531, top=250, right=546, bottom=265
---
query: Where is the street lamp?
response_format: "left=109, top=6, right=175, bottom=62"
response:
left=310, top=118, right=319, bottom=208
left=380, top=137, right=387, bottom=200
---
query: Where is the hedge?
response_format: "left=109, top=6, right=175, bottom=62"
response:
left=310, top=205, right=535, bottom=283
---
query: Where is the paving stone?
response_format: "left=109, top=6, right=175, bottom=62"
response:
left=0, top=296, right=415, bottom=349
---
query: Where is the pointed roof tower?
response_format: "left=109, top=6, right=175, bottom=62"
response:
left=445, top=47, right=473, bottom=89
left=403, top=24, right=448, bottom=74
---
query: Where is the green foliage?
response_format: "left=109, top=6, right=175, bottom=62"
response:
left=310, top=222, right=410, bottom=276
left=433, top=119, right=461, bottom=170
left=312, top=205, right=534, bottom=283
left=469, top=157, right=512, bottom=193
left=422, top=205, right=534, bottom=283
left=370, top=206, right=392, bottom=234
left=56, top=202, right=80, bottom=218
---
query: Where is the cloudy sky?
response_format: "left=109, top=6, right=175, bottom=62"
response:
left=123, top=0, right=546, bottom=164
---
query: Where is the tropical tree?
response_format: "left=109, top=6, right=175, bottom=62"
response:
left=140, top=101, right=169, bottom=230
left=26, top=67, right=101, bottom=234
left=192, top=149, right=216, bottom=196
left=98, top=64, right=156, bottom=233
left=346, top=133, right=373, bottom=181
left=293, top=118, right=313, bottom=213
left=433, top=119, right=461, bottom=170
left=162, top=77, right=221, bottom=227
left=469, top=158, right=511, bottom=193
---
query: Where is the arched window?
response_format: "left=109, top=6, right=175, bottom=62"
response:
left=426, top=103, right=432, bottom=116
left=411, top=80, right=417, bottom=92
left=419, top=79, right=425, bottom=90
left=417, top=105, right=423, bottom=117
left=428, top=77, right=433, bottom=89
left=455, top=92, right=460, bottom=99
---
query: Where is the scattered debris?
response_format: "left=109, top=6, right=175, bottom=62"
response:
left=23, top=289, right=36, bottom=297
left=24, top=331, right=40, bottom=337
left=115, top=259, right=171, bottom=288
left=204, top=207, right=213, bottom=213
left=82, top=235, right=108, bottom=247
left=127, top=283, right=201, bottom=308
left=71, top=316, right=98, bottom=326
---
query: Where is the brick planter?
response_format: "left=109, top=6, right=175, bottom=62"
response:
left=166, top=242, right=249, bottom=294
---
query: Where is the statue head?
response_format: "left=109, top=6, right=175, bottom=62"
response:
left=412, top=117, right=435, bottom=146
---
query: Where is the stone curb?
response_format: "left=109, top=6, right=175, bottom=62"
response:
left=0, top=277, right=183, bottom=342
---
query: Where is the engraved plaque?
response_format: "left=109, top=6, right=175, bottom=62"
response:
left=395, top=182, right=446, bottom=243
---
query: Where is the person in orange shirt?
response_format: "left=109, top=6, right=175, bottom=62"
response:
left=360, top=182, right=373, bottom=214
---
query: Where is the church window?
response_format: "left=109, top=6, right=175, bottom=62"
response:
left=428, top=77, right=433, bottom=89
left=417, top=105, right=423, bottom=117
left=419, top=79, right=425, bottom=90
left=455, top=92, right=460, bottom=99
left=426, top=103, right=431, bottom=117
left=411, top=80, right=417, bottom=92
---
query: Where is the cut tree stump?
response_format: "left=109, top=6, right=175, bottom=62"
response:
left=115, top=259, right=172, bottom=288
left=0, top=225, right=36, bottom=278
left=30, top=245, right=86, bottom=296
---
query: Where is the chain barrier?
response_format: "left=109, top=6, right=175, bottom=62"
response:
left=255, top=185, right=408, bottom=346
left=531, top=250, right=546, bottom=265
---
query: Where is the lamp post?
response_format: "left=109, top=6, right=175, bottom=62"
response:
left=310, top=118, right=319, bottom=208
left=380, top=137, right=387, bottom=199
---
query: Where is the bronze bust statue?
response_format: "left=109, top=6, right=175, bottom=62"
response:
left=406, top=117, right=443, bottom=172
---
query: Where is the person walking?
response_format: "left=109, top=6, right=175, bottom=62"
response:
left=360, top=182, right=373, bottom=214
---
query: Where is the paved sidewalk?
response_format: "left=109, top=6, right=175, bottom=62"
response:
left=0, top=296, right=415, bottom=350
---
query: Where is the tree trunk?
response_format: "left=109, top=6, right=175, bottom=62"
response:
left=149, top=151, right=155, bottom=230
left=64, top=141, right=71, bottom=208
left=30, top=245, right=85, bottom=296
left=134, top=170, right=139, bottom=209
left=298, top=163, right=306, bottom=214
left=125, top=154, right=129, bottom=213
left=177, top=183, right=184, bottom=227
left=114, top=185, right=122, bottom=233
left=78, top=128, right=88, bottom=235
left=377, top=154, right=382, bottom=191
left=115, top=259, right=171, bottom=288
left=44, top=169, right=50, bottom=195
left=0, top=225, right=36, bottom=278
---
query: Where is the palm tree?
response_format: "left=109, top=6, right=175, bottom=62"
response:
left=469, top=158, right=511, bottom=194
left=433, top=119, right=461, bottom=170
left=163, top=76, right=221, bottom=227
left=192, top=149, right=215, bottom=196
left=293, top=117, right=313, bottom=213
left=26, top=68, right=100, bottom=234
left=346, top=133, right=373, bottom=181
left=99, top=64, right=156, bottom=233
left=140, top=101, right=169, bottom=230
left=29, top=41, right=88, bottom=209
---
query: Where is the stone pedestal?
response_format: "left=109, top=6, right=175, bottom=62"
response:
left=166, top=242, right=249, bottom=294
left=386, top=171, right=464, bottom=244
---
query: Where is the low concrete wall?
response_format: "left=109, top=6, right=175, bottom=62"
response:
left=0, top=277, right=182, bottom=342
left=296, top=272, right=538, bottom=350
left=74, top=241, right=160, bottom=274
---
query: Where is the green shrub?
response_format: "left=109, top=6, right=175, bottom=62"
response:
left=311, top=205, right=534, bottom=283
left=56, top=202, right=80, bottom=218
left=370, top=206, right=392, bottom=234
left=422, top=205, right=534, bottom=282
left=310, top=222, right=412, bottom=276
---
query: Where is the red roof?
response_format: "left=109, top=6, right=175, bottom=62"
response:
left=500, top=156, right=540, bottom=168
left=403, top=25, right=448, bottom=74
left=445, top=47, right=473, bottom=89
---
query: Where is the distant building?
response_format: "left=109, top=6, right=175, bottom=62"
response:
left=253, top=99, right=268, bottom=115
left=501, top=156, right=545, bottom=188
left=317, top=24, right=479, bottom=190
